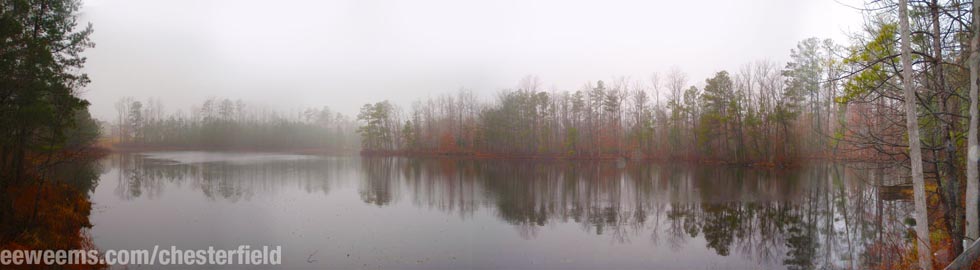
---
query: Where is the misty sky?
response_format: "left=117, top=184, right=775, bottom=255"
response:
left=79, top=0, right=863, bottom=121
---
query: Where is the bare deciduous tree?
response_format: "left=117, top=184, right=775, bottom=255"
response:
left=899, top=0, right=932, bottom=268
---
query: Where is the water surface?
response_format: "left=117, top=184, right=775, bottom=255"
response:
left=89, top=152, right=911, bottom=269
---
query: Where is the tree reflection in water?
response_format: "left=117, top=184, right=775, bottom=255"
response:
left=109, top=154, right=911, bottom=269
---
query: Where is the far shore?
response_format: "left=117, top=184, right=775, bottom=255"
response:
left=106, top=143, right=358, bottom=156
left=104, top=141, right=873, bottom=169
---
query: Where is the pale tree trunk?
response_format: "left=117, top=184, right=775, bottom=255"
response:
left=899, top=0, right=932, bottom=269
left=931, top=0, right=963, bottom=258
left=966, top=0, right=980, bottom=251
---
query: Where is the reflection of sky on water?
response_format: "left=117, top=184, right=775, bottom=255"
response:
left=139, top=151, right=323, bottom=165
left=89, top=153, right=912, bottom=269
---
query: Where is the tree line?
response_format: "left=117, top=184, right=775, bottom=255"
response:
left=352, top=0, right=980, bottom=265
left=357, top=41, right=843, bottom=165
left=112, top=97, right=359, bottom=152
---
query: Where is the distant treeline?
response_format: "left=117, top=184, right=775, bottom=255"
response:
left=356, top=39, right=844, bottom=165
left=112, top=97, right=359, bottom=152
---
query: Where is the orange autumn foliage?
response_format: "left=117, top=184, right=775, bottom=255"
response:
left=0, top=182, right=105, bottom=270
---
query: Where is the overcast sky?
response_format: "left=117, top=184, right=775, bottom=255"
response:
left=79, top=0, right=864, bottom=121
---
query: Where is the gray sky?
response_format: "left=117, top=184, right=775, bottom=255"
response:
left=79, top=0, right=864, bottom=121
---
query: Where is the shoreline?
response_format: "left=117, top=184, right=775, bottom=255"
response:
left=103, top=143, right=879, bottom=168
left=106, top=144, right=359, bottom=156
left=361, top=151, right=804, bottom=168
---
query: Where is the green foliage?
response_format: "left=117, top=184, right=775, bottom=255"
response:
left=0, top=0, right=98, bottom=183
left=357, top=101, right=397, bottom=151
left=839, top=23, right=898, bottom=104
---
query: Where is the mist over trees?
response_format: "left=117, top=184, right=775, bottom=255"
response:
left=349, top=1, right=980, bottom=264
left=3, top=0, right=980, bottom=267
left=78, top=0, right=980, bottom=265
left=356, top=40, right=843, bottom=165
left=112, top=97, right=359, bottom=151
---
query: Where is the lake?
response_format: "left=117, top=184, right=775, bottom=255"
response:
left=88, top=152, right=912, bottom=269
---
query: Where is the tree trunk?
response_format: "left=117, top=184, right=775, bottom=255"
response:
left=966, top=0, right=980, bottom=251
left=899, top=0, right=933, bottom=269
left=944, top=240, right=980, bottom=270
left=931, top=0, right=964, bottom=258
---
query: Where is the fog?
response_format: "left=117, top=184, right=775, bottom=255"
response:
left=78, top=0, right=863, bottom=121
left=11, top=1, right=977, bottom=268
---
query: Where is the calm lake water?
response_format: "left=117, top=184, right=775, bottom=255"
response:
left=88, top=152, right=912, bottom=269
